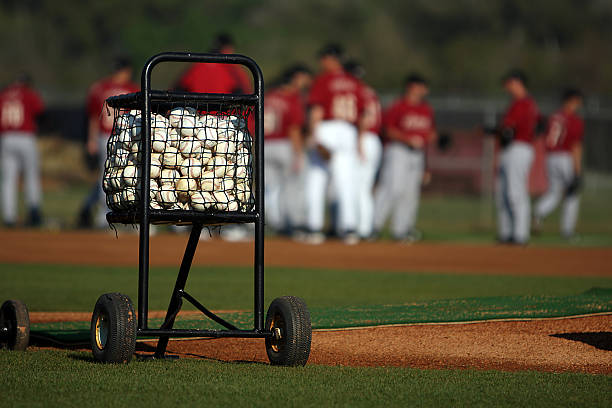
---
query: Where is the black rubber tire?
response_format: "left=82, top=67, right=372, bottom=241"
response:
left=0, top=300, right=30, bottom=351
left=265, top=296, right=311, bottom=366
left=90, top=293, right=136, bottom=364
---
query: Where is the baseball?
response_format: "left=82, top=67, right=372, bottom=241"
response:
left=227, top=200, right=239, bottom=212
left=179, top=158, right=203, bottom=178
left=175, top=176, right=198, bottom=202
left=199, top=114, right=217, bottom=128
left=122, top=165, right=140, bottom=187
left=117, top=129, right=132, bottom=146
left=169, top=107, right=197, bottom=128
left=199, top=148, right=214, bottom=165
left=122, top=187, right=139, bottom=205
left=115, top=113, right=134, bottom=131
left=149, top=179, right=160, bottom=200
left=199, top=170, right=215, bottom=191
left=235, top=165, right=248, bottom=178
left=190, top=191, right=214, bottom=211
left=179, top=116, right=198, bottom=137
left=109, top=168, right=123, bottom=190
left=196, top=127, right=218, bottom=149
left=150, top=158, right=162, bottom=179
left=131, top=117, right=142, bottom=141
left=210, top=155, right=227, bottom=177
left=179, top=137, right=203, bottom=157
left=213, top=191, right=228, bottom=210
left=162, top=146, right=183, bottom=168
left=160, top=168, right=180, bottom=184
left=218, top=177, right=235, bottom=191
left=113, top=150, right=131, bottom=167
left=167, top=128, right=180, bottom=147
left=215, top=140, right=236, bottom=155
left=150, top=200, right=163, bottom=210
left=157, top=183, right=178, bottom=207
left=151, top=127, right=167, bottom=153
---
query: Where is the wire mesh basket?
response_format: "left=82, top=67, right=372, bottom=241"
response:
left=103, top=98, right=257, bottom=225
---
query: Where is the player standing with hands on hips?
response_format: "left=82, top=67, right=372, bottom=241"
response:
left=373, top=74, right=436, bottom=243
left=305, top=44, right=365, bottom=245
left=263, top=64, right=312, bottom=235
left=0, top=73, right=45, bottom=228
left=494, top=70, right=539, bottom=245
left=86, top=57, right=139, bottom=228
left=534, top=88, right=584, bottom=239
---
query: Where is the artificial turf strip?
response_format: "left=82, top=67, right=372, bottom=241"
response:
left=30, top=288, right=612, bottom=344
left=1, top=350, right=610, bottom=408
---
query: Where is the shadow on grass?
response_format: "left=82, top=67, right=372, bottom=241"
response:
left=550, top=332, right=612, bottom=351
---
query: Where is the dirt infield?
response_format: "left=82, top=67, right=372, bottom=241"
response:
left=134, top=315, right=611, bottom=374
left=1, top=229, right=611, bottom=276
left=5, top=229, right=612, bottom=373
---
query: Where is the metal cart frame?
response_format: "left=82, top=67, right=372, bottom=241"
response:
left=99, top=52, right=310, bottom=364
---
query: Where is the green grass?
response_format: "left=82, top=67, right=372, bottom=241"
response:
left=18, top=175, right=612, bottom=245
left=1, top=350, right=610, bottom=408
left=3, top=263, right=612, bottom=312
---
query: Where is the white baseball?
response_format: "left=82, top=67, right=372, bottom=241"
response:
left=150, top=158, right=162, bottom=179
left=213, top=191, right=228, bottom=210
left=196, top=127, right=218, bottom=149
left=160, top=168, right=180, bottom=184
left=218, top=177, right=235, bottom=191
left=175, top=177, right=198, bottom=202
left=190, top=191, right=214, bottom=211
left=215, top=140, right=236, bottom=155
left=167, top=128, right=180, bottom=147
left=162, top=146, right=183, bottom=168
left=179, top=138, right=203, bottom=157
left=122, top=165, right=140, bottom=187
left=210, top=156, right=227, bottom=177
left=227, top=200, right=239, bottom=211
left=109, top=168, right=123, bottom=190
left=180, top=158, right=203, bottom=178
left=157, top=183, right=178, bottom=207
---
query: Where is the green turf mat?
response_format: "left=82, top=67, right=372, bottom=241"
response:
left=31, top=287, right=612, bottom=345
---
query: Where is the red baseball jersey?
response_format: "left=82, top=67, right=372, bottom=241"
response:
left=502, top=96, right=539, bottom=144
left=0, top=84, right=44, bottom=133
left=384, top=99, right=435, bottom=146
left=308, top=71, right=364, bottom=124
left=545, top=110, right=584, bottom=152
left=264, top=89, right=305, bottom=141
left=179, top=63, right=252, bottom=94
left=87, top=78, right=139, bottom=135
left=361, top=84, right=382, bottom=135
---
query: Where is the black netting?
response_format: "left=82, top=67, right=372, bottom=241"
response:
left=103, top=101, right=255, bottom=218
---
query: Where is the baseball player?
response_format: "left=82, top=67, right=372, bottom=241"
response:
left=494, top=69, right=540, bottom=245
left=304, top=44, right=365, bottom=245
left=534, top=88, right=584, bottom=239
left=344, top=60, right=383, bottom=239
left=0, top=73, right=44, bottom=227
left=373, top=74, right=436, bottom=242
left=177, top=33, right=252, bottom=94
left=264, top=64, right=312, bottom=235
left=86, top=57, right=139, bottom=228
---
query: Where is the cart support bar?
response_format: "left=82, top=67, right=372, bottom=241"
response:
left=139, top=329, right=273, bottom=339
left=154, top=224, right=203, bottom=357
left=180, top=290, right=239, bottom=331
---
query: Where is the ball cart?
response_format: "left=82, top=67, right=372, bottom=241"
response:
left=93, top=52, right=311, bottom=365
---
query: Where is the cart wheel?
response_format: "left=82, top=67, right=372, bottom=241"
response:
left=90, top=293, right=136, bottom=364
left=265, top=296, right=311, bottom=366
left=0, top=300, right=30, bottom=351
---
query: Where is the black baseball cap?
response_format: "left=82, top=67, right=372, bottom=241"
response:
left=562, top=87, right=583, bottom=102
left=113, top=56, right=132, bottom=71
left=211, top=33, right=234, bottom=52
left=344, top=59, right=366, bottom=78
left=502, top=69, right=528, bottom=86
left=404, top=73, right=428, bottom=87
left=281, top=63, right=312, bottom=84
left=318, top=43, right=344, bottom=59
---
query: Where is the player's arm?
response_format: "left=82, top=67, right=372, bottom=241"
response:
left=87, top=117, right=100, bottom=155
left=288, top=124, right=304, bottom=171
left=572, top=142, right=582, bottom=175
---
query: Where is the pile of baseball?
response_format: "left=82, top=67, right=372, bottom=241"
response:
left=103, top=107, right=253, bottom=213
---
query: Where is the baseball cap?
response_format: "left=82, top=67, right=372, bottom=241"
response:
left=404, top=73, right=428, bottom=87
left=562, top=87, right=583, bottom=102
left=344, top=59, right=366, bottom=78
left=113, top=56, right=132, bottom=71
left=318, top=43, right=344, bottom=59
left=502, top=69, right=528, bottom=86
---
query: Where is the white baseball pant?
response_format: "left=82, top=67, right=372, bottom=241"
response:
left=357, top=131, right=382, bottom=238
left=535, top=152, right=580, bottom=237
left=95, top=134, right=110, bottom=228
left=496, top=141, right=534, bottom=243
left=373, top=142, right=424, bottom=239
left=0, top=132, right=42, bottom=224
left=305, top=120, right=358, bottom=234
left=264, top=139, right=306, bottom=231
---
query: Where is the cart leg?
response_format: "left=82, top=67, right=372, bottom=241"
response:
left=154, top=223, right=203, bottom=358
left=254, top=218, right=265, bottom=331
